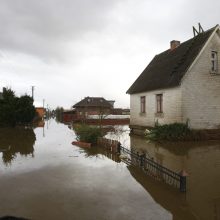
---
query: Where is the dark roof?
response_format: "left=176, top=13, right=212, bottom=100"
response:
left=127, top=26, right=217, bottom=94
left=73, top=97, right=112, bottom=108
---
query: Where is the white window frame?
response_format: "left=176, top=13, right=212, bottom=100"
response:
left=156, top=94, right=163, bottom=113
left=140, top=96, right=146, bottom=113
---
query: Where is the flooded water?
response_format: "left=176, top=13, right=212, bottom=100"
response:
left=130, top=136, right=220, bottom=220
left=0, top=119, right=219, bottom=220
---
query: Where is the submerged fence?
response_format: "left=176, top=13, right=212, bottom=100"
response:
left=97, top=137, right=187, bottom=192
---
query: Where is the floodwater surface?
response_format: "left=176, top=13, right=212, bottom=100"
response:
left=0, top=120, right=170, bottom=220
left=0, top=119, right=219, bottom=220
left=130, top=135, right=220, bottom=220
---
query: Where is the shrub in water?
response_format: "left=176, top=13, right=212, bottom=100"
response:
left=74, top=124, right=102, bottom=145
left=146, top=122, right=191, bottom=141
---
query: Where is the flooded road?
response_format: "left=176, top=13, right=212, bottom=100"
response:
left=0, top=120, right=170, bottom=220
left=0, top=120, right=219, bottom=219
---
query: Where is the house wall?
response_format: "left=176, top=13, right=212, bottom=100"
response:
left=181, top=31, right=220, bottom=129
left=130, top=87, right=182, bottom=127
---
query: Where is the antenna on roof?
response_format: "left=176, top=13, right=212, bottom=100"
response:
left=198, top=23, right=204, bottom=33
left=193, top=26, right=199, bottom=37
left=193, top=23, right=204, bottom=37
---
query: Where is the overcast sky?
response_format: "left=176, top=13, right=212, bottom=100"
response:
left=0, top=0, right=220, bottom=109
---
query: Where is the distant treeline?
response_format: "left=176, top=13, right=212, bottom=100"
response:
left=0, top=88, right=36, bottom=126
left=55, top=106, right=64, bottom=122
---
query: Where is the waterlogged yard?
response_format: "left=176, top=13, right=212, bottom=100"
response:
left=0, top=119, right=220, bottom=220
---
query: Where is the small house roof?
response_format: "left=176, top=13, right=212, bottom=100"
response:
left=127, top=25, right=218, bottom=94
left=73, top=97, right=113, bottom=108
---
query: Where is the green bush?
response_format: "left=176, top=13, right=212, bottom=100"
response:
left=146, top=122, right=191, bottom=141
left=0, top=88, right=36, bottom=126
left=74, top=124, right=102, bottom=145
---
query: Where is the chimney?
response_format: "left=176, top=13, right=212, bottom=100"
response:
left=170, top=40, right=180, bottom=50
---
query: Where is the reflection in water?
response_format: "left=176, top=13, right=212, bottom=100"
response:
left=33, top=120, right=45, bottom=128
left=1, top=121, right=171, bottom=220
left=77, top=145, right=121, bottom=163
left=1, top=120, right=220, bottom=220
left=127, top=166, right=195, bottom=220
left=130, top=135, right=220, bottom=220
left=105, top=125, right=130, bottom=148
left=0, top=127, right=36, bottom=165
left=33, top=119, right=46, bottom=137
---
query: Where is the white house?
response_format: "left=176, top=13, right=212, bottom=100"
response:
left=127, top=24, right=220, bottom=134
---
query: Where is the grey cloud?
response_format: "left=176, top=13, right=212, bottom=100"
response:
left=0, top=0, right=120, bottom=61
left=1, top=0, right=220, bottom=109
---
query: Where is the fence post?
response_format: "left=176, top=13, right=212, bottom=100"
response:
left=117, top=142, right=121, bottom=154
left=179, top=170, right=188, bottom=192
left=180, top=176, right=186, bottom=192
left=140, top=154, right=144, bottom=167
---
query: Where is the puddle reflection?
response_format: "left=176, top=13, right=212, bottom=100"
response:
left=78, top=145, right=121, bottom=163
left=0, top=127, right=36, bottom=165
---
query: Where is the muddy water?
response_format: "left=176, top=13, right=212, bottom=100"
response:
left=130, top=135, right=220, bottom=220
left=0, top=120, right=219, bottom=220
left=0, top=120, right=170, bottom=220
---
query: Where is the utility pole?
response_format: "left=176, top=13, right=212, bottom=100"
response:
left=43, top=99, right=45, bottom=108
left=31, top=86, right=35, bottom=100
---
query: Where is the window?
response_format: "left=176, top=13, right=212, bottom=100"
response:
left=156, top=94, right=163, bottom=113
left=140, top=96, right=146, bottom=113
left=211, top=51, right=218, bottom=73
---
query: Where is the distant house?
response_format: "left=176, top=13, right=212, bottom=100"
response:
left=73, top=97, right=114, bottom=120
left=62, top=109, right=77, bottom=123
left=35, top=107, right=45, bottom=119
left=127, top=24, right=220, bottom=133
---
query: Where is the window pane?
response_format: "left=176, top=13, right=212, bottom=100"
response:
left=140, top=96, right=145, bottom=113
left=156, top=94, right=163, bottom=113
left=211, top=51, right=218, bottom=72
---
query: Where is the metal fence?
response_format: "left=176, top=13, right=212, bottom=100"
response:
left=120, top=146, right=186, bottom=192
left=97, top=137, right=187, bottom=192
